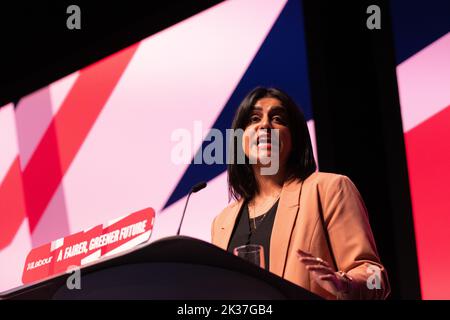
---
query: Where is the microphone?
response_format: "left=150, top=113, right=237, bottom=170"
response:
left=176, top=181, right=207, bottom=236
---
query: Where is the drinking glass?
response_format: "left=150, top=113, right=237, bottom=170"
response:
left=233, top=244, right=265, bottom=269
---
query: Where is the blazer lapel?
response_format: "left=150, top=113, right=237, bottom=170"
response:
left=269, top=178, right=303, bottom=277
left=215, top=178, right=303, bottom=277
left=215, top=199, right=244, bottom=250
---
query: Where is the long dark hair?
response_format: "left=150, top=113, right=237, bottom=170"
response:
left=227, top=87, right=316, bottom=201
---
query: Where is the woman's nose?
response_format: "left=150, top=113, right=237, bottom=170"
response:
left=259, top=115, right=272, bottom=129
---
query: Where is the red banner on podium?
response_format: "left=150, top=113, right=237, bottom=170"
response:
left=22, top=207, right=155, bottom=285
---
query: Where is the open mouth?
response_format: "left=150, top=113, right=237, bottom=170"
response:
left=257, top=135, right=271, bottom=148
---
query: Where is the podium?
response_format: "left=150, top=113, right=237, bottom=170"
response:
left=1, top=236, right=321, bottom=300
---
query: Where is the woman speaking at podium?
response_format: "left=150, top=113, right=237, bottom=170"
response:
left=211, top=87, right=390, bottom=300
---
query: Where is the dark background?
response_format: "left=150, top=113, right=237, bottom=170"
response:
left=0, top=0, right=421, bottom=299
left=303, top=0, right=421, bottom=299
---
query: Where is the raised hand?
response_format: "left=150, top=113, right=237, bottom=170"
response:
left=297, top=249, right=351, bottom=298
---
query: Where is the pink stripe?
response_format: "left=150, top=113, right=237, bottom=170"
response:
left=0, top=104, right=27, bottom=250
left=21, top=43, right=139, bottom=233
left=397, top=32, right=450, bottom=132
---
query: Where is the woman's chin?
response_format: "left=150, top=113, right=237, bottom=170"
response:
left=257, top=155, right=280, bottom=167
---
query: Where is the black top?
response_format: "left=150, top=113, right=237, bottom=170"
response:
left=227, top=199, right=279, bottom=270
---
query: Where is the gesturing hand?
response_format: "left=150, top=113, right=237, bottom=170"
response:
left=297, top=249, right=351, bottom=298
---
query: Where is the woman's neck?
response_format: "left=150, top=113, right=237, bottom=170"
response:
left=252, top=165, right=286, bottom=199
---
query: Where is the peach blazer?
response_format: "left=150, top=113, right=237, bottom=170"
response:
left=211, top=172, right=390, bottom=299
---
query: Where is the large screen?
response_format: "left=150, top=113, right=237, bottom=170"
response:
left=0, top=0, right=315, bottom=293
left=391, top=0, right=450, bottom=299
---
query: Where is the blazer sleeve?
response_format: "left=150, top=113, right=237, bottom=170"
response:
left=322, top=175, right=391, bottom=299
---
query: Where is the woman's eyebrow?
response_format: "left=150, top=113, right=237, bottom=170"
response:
left=251, top=105, right=285, bottom=111
left=269, top=106, right=286, bottom=113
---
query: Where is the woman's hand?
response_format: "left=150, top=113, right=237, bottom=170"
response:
left=297, top=249, right=351, bottom=298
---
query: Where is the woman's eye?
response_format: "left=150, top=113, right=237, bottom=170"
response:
left=250, top=115, right=260, bottom=123
left=272, top=116, right=286, bottom=124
